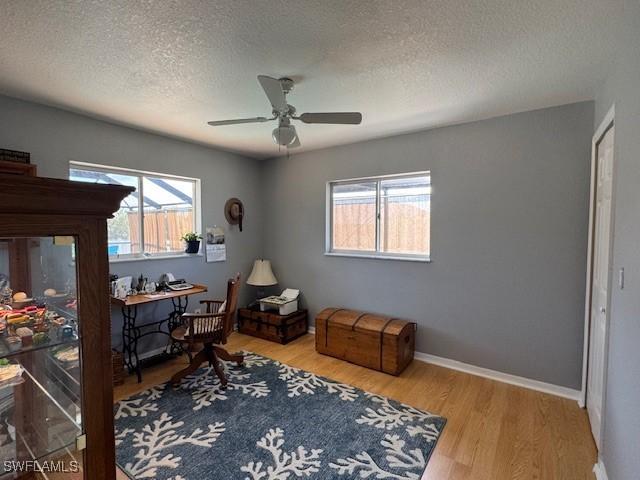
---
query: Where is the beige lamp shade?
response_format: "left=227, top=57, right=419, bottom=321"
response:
left=247, top=259, right=278, bottom=286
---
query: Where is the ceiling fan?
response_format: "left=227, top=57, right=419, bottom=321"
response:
left=207, top=75, right=362, bottom=149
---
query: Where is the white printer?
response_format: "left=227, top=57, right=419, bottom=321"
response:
left=259, top=288, right=300, bottom=315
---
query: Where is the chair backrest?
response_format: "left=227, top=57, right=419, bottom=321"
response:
left=183, top=273, right=241, bottom=345
left=187, top=313, right=223, bottom=342
left=221, top=272, right=241, bottom=338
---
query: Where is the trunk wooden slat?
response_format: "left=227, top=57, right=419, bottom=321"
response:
left=315, top=308, right=415, bottom=375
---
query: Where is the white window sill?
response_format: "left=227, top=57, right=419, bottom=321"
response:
left=109, top=253, right=203, bottom=264
left=324, top=251, right=431, bottom=263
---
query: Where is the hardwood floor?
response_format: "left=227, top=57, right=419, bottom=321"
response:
left=114, top=333, right=597, bottom=479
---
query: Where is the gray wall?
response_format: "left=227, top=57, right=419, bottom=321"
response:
left=262, top=102, right=594, bottom=389
left=0, top=94, right=263, bottom=352
left=0, top=92, right=599, bottom=393
left=593, top=1, right=640, bottom=478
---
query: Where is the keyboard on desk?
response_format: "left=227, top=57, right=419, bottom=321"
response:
left=166, top=279, right=194, bottom=291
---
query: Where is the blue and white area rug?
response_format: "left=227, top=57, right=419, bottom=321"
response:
left=115, top=352, right=446, bottom=479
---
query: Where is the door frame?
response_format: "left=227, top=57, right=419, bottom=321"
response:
left=580, top=104, right=616, bottom=431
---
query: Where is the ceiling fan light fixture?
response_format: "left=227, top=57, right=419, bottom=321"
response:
left=272, top=125, right=297, bottom=146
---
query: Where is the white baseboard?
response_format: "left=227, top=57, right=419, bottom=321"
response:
left=413, top=351, right=582, bottom=403
left=593, top=458, right=609, bottom=480
left=137, top=346, right=170, bottom=362
left=305, top=327, right=581, bottom=403
left=308, top=325, right=316, bottom=335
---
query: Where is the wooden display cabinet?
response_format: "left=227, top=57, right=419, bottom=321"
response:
left=0, top=174, right=132, bottom=479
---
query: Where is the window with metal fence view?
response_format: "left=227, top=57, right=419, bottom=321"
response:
left=328, top=172, right=430, bottom=260
left=69, top=163, right=200, bottom=259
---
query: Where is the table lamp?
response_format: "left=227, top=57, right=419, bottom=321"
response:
left=247, top=259, right=278, bottom=307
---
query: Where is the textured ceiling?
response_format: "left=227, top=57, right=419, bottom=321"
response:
left=0, top=1, right=621, bottom=159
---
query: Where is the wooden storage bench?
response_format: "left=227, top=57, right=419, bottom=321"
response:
left=315, top=308, right=416, bottom=375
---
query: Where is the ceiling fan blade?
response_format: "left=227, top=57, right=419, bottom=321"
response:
left=207, top=117, right=272, bottom=126
left=298, top=112, right=362, bottom=124
left=257, top=75, right=288, bottom=112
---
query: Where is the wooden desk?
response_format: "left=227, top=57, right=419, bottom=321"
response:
left=111, top=284, right=207, bottom=382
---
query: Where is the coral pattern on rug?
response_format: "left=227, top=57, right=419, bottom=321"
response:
left=115, top=352, right=446, bottom=479
left=240, top=428, right=323, bottom=479
left=278, top=363, right=359, bottom=401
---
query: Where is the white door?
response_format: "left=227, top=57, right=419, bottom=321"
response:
left=587, top=125, right=615, bottom=448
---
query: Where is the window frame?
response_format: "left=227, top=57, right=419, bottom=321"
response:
left=69, top=161, right=202, bottom=262
left=325, top=171, right=431, bottom=262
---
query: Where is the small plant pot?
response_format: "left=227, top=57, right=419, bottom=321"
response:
left=185, top=240, right=200, bottom=254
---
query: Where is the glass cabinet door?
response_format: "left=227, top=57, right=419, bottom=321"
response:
left=0, top=237, right=83, bottom=479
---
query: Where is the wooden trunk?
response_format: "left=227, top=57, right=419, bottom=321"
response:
left=237, top=308, right=308, bottom=344
left=315, top=308, right=416, bottom=375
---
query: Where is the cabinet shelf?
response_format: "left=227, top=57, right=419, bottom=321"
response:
left=0, top=337, right=79, bottom=362
left=0, top=361, right=82, bottom=478
left=43, top=354, right=80, bottom=405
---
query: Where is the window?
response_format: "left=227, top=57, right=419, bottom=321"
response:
left=69, top=162, right=200, bottom=260
left=327, top=172, right=431, bottom=261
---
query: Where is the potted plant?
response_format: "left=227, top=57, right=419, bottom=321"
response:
left=181, top=232, right=202, bottom=254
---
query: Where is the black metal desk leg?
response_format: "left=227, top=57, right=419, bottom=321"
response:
left=169, top=296, right=189, bottom=327
left=168, top=296, right=188, bottom=355
left=121, top=305, right=142, bottom=383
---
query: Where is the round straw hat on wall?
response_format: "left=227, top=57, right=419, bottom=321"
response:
left=224, top=198, right=244, bottom=231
